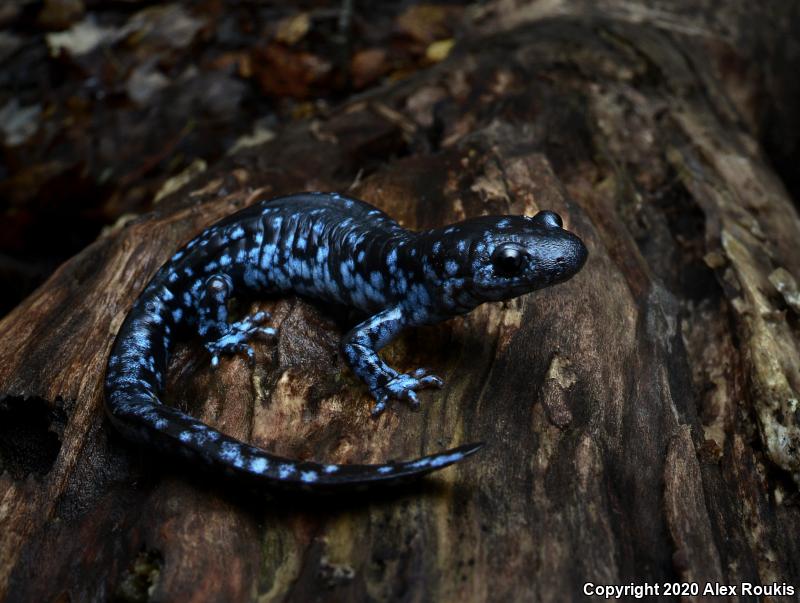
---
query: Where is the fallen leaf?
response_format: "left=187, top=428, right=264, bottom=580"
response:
left=0, top=99, right=41, bottom=146
left=274, top=12, right=311, bottom=46
left=253, top=45, right=332, bottom=98
left=37, top=0, right=85, bottom=31
left=227, top=120, right=276, bottom=155
left=126, top=62, right=170, bottom=105
left=425, top=38, right=454, bottom=63
left=153, top=158, right=207, bottom=203
left=46, top=18, right=117, bottom=56
left=395, top=5, right=453, bottom=45
left=237, top=52, right=253, bottom=78
left=350, top=48, right=389, bottom=89
left=123, top=4, right=205, bottom=50
left=291, top=102, right=317, bottom=120
left=406, top=85, right=447, bottom=127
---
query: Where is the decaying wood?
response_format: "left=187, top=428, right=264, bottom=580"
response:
left=2, top=2, right=800, bottom=601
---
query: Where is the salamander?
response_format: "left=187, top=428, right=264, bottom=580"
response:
left=104, top=192, right=588, bottom=490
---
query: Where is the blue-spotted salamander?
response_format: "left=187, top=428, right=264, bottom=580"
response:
left=104, top=192, right=587, bottom=490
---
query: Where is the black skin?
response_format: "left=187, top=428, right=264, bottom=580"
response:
left=104, top=193, right=588, bottom=490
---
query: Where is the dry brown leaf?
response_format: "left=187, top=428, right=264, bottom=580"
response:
left=37, top=0, right=85, bottom=31
left=274, top=12, right=311, bottom=46
left=425, top=38, right=454, bottom=63
left=351, top=48, right=389, bottom=89
left=395, top=5, right=453, bottom=44
left=254, top=45, right=332, bottom=98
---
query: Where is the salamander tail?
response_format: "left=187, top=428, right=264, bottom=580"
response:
left=105, top=392, right=482, bottom=491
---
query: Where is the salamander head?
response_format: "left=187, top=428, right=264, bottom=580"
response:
left=426, top=210, right=588, bottom=306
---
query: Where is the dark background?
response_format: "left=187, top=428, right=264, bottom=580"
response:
left=0, top=0, right=481, bottom=317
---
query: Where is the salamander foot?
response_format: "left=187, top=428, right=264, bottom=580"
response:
left=370, top=369, right=444, bottom=416
left=205, top=311, right=276, bottom=367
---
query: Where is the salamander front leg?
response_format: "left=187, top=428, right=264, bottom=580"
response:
left=341, top=306, right=444, bottom=416
left=198, top=274, right=276, bottom=367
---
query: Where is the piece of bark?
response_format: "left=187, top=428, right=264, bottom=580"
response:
left=2, top=3, right=800, bottom=602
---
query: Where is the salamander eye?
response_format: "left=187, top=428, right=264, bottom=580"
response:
left=491, top=245, right=526, bottom=276
left=531, top=210, right=563, bottom=229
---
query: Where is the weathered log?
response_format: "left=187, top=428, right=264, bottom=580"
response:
left=2, top=3, right=800, bottom=601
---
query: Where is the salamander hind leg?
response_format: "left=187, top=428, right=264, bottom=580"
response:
left=198, top=274, right=276, bottom=367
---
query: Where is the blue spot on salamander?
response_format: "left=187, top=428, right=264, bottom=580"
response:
left=300, top=470, right=318, bottom=483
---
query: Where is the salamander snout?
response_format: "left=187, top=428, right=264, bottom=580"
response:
left=555, top=231, right=588, bottom=276
left=529, top=214, right=587, bottom=286
left=529, top=209, right=587, bottom=281
left=531, top=210, right=563, bottom=229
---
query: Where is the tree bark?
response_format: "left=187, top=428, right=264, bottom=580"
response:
left=2, top=2, right=800, bottom=601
